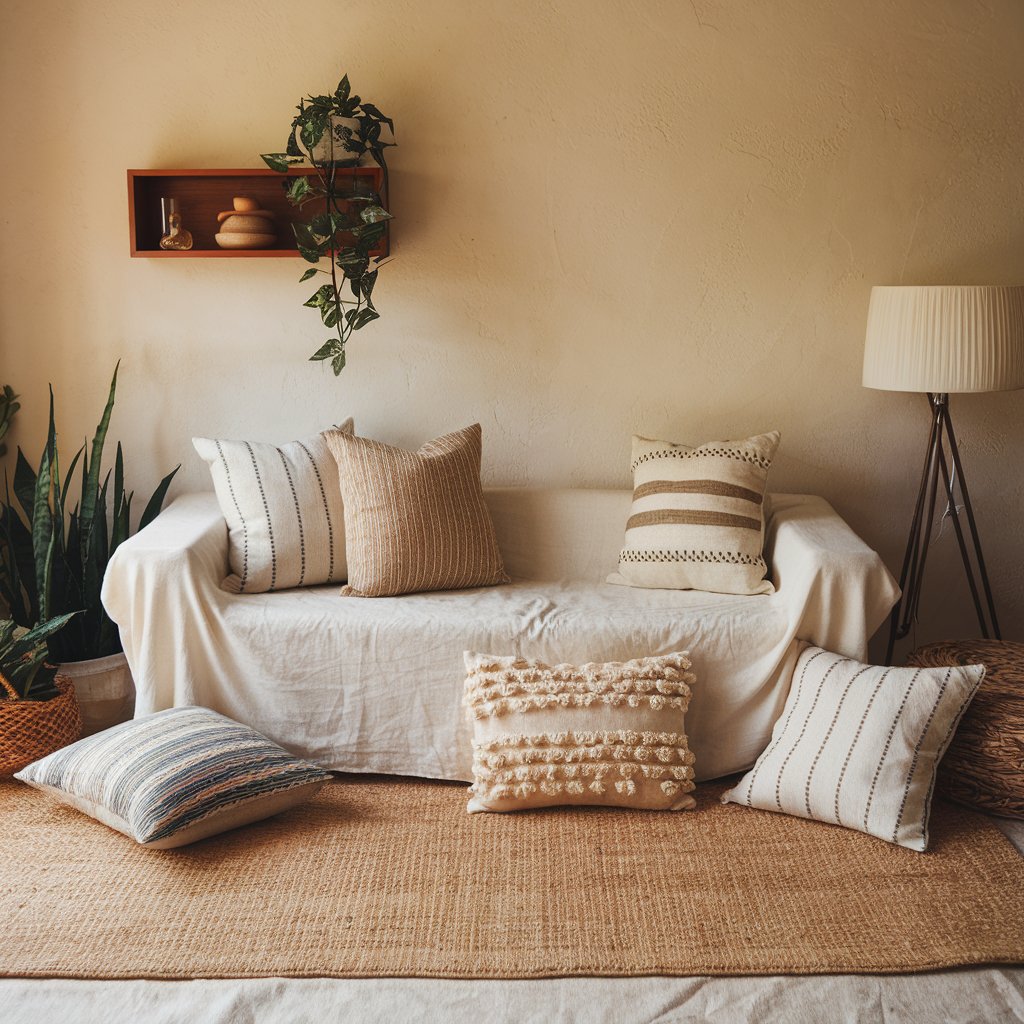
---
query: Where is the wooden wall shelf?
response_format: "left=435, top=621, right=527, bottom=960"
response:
left=127, top=167, right=388, bottom=258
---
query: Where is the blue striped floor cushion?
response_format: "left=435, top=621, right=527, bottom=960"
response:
left=721, top=645, right=985, bottom=851
left=15, top=707, right=331, bottom=849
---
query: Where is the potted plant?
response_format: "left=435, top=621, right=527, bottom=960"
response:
left=0, top=365, right=178, bottom=735
left=0, top=613, right=81, bottom=774
left=260, top=72, right=394, bottom=375
left=0, top=385, right=18, bottom=457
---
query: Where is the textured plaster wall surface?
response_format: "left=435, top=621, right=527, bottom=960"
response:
left=1, top=0, right=1022, bottom=657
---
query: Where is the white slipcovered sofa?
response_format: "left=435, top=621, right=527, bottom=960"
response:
left=102, top=488, right=898, bottom=782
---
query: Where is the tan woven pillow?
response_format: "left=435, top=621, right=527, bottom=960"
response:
left=463, top=651, right=697, bottom=813
left=607, top=430, right=780, bottom=596
left=324, top=423, right=509, bottom=597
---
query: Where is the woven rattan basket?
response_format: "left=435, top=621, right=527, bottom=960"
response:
left=0, top=673, right=82, bottom=776
left=909, top=640, right=1024, bottom=820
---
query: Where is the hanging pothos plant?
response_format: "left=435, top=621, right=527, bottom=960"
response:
left=261, top=73, right=394, bottom=375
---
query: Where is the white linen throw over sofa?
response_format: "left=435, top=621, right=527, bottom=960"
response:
left=102, top=488, right=899, bottom=782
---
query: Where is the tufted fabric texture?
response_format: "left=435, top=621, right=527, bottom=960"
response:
left=463, top=651, right=697, bottom=813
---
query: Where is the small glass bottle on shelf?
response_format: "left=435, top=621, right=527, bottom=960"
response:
left=159, top=197, right=193, bottom=251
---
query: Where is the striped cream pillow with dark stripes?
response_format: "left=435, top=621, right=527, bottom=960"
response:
left=608, top=431, right=780, bottom=596
left=193, top=418, right=353, bottom=593
left=722, top=645, right=984, bottom=851
left=325, top=423, right=509, bottom=598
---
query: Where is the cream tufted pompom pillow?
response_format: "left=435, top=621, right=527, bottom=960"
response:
left=463, top=651, right=697, bottom=813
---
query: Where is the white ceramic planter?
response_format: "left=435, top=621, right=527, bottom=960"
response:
left=59, top=651, right=136, bottom=737
left=296, top=115, right=363, bottom=166
left=295, top=115, right=395, bottom=167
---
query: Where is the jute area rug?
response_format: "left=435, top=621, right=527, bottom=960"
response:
left=2, top=777, right=1023, bottom=979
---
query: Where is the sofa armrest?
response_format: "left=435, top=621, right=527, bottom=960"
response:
left=103, top=493, right=228, bottom=598
left=102, top=493, right=229, bottom=712
left=765, top=493, right=899, bottom=661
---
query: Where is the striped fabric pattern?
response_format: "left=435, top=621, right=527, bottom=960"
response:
left=325, top=423, right=509, bottom=597
left=721, top=645, right=985, bottom=851
left=193, top=419, right=353, bottom=593
left=608, top=431, right=780, bottom=596
left=15, top=707, right=331, bottom=848
left=463, top=651, right=697, bottom=813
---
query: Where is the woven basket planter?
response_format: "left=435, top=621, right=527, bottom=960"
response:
left=909, top=640, right=1024, bottom=820
left=0, top=674, right=82, bottom=776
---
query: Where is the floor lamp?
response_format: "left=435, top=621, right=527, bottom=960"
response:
left=862, top=285, right=1024, bottom=664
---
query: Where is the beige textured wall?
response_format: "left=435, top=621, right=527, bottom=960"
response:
left=1, top=0, right=1022, bottom=657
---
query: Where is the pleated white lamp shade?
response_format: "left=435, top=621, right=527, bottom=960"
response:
left=863, top=285, right=1024, bottom=393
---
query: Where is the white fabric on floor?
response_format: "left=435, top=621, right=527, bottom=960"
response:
left=3, top=970, right=1022, bottom=1024
left=102, top=489, right=898, bottom=782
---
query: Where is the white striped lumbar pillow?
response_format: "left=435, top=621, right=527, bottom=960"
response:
left=193, top=418, right=353, bottom=593
left=15, top=707, right=331, bottom=848
left=721, top=645, right=985, bottom=851
left=607, top=430, right=780, bottom=596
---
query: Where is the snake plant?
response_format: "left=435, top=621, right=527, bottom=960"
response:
left=0, top=613, right=77, bottom=701
left=0, top=365, right=179, bottom=663
left=0, top=385, right=18, bottom=457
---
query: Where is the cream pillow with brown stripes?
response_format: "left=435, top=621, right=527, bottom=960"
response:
left=722, top=645, right=984, bottom=851
left=608, top=430, right=780, bottom=596
left=463, top=651, right=697, bottom=813
left=325, top=423, right=509, bottom=598
left=193, top=418, right=353, bottom=593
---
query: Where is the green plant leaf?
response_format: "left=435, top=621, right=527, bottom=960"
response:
left=360, top=103, right=394, bottom=132
left=303, top=284, right=334, bottom=308
left=59, top=445, right=84, bottom=509
left=346, top=308, right=380, bottom=331
left=360, top=269, right=378, bottom=304
left=260, top=152, right=295, bottom=173
left=298, top=245, right=321, bottom=264
left=359, top=205, right=392, bottom=225
left=32, top=392, right=56, bottom=622
left=292, top=222, right=316, bottom=248
left=331, top=351, right=346, bottom=375
left=79, top=363, right=118, bottom=565
left=13, top=449, right=36, bottom=521
left=309, top=340, right=337, bottom=361
left=335, top=74, right=351, bottom=104
left=1, top=498, right=34, bottom=627
left=285, top=175, right=312, bottom=205
left=355, top=222, right=387, bottom=248
left=322, top=304, right=340, bottom=329
left=138, top=465, right=179, bottom=531
left=298, top=267, right=319, bottom=282
left=300, top=116, right=327, bottom=150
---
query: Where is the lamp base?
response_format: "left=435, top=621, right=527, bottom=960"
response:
left=886, top=393, right=1001, bottom=664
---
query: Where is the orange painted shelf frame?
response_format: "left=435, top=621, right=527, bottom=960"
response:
left=127, top=167, right=388, bottom=258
